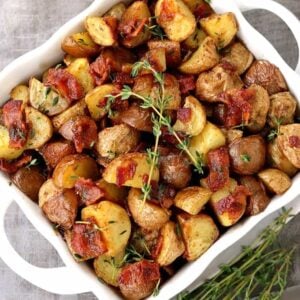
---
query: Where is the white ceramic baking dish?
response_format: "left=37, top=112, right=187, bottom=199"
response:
left=0, top=0, right=300, bottom=299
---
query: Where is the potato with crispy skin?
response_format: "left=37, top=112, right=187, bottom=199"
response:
left=224, top=128, right=243, bottom=144
left=96, top=179, right=128, bottom=203
left=144, top=48, right=166, bottom=72
left=105, top=2, right=126, bottom=20
left=0, top=125, right=24, bottom=159
left=10, top=85, right=29, bottom=105
left=183, top=28, right=207, bottom=50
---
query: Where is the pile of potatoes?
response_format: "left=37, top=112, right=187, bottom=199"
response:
left=1, top=0, right=300, bottom=299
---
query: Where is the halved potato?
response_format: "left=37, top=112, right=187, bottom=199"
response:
left=52, top=99, right=86, bottom=130
left=177, top=213, right=219, bottom=261
left=96, top=179, right=128, bottom=203
left=144, top=48, right=166, bottom=72
left=0, top=125, right=24, bottom=159
left=85, top=16, right=117, bottom=46
left=200, top=13, right=238, bottom=49
left=53, top=154, right=99, bottom=188
left=155, top=0, right=196, bottom=42
left=258, top=168, right=292, bottom=194
left=183, top=28, right=207, bottom=50
left=105, top=2, right=126, bottom=20
left=29, top=78, right=69, bottom=116
left=25, top=107, right=53, bottom=149
left=103, top=153, right=159, bottom=188
left=10, top=85, right=29, bottom=105
left=61, top=31, right=100, bottom=58
left=82, top=201, right=131, bottom=256
left=173, top=96, right=206, bottom=136
left=85, top=84, right=114, bottom=120
left=179, top=37, right=220, bottom=74
left=128, top=188, right=170, bottom=230
left=67, top=58, right=95, bottom=94
left=174, top=186, right=212, bottom=215
left=155, top=221, right=185, bottom=266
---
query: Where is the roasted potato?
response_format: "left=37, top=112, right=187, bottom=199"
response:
left=229, top=135, right=266, bottom=175
left=173, top=96, right=206, bottom=136
left=85, top=16, right=118, bottom=46
left=96, top=124, right=140, bottom=159
left=10, top=85, right=29, bottom=105
left=244, top=60, right=288, bottom=95
left=61, top=31, right=100, bottom=58
left=155, top=221, right=185, bottom=266
left=29, top=78, right=69, bottom=116
left=67, top=58, right=95, bottom=94
left=174, top=186, right=212, bottom=215
left=179, top=37, right=220, bottom=74
left=182, top=28, right=207, bottom=50
left=82, top=201, right=131, bottom=256
left=96, top=179, right=128, bottom=203
left=25, top=107, right=53, bottom=149
left=155, top=0, right=196, bottom=42
left=53, top=154, right=99, bottom=188
left=105, top=2, right=126, bottom=20
left=222, top=42, right=253, bottom=75
left=64, top=54, right=76, bottom=66
left=258, top=168, right=292, bottom=195
left=39, top=179, right=78, bottom=229
left=52, top=99, right=86, bottom=130
left=177, top=213, right=219, bottom=261
left=268, top=92, right=297, bottom=128
left=240, top=176, right=270, bottom=216
left=200, top=13, right=238, bottom=49
left=128, top=188, right=170, bottom=230
left=225, top=128, right=243, bottom=144
left=277, top=124, right=300, bottom=168
left=247, top=84, right=270, bottom=133
left=103, top=153, right=159, bottom=188
left=0, top=125, right=24, bottom=159
left=144, top=48, right=166, bottom=72
left=196, top=65, right=243, bottom=102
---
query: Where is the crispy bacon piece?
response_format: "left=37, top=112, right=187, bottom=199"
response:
left=289, top=136, right=300, bottom=148
left=75, top=178, right=104, bottom=206
left=119, top=18, right=148, bottom=39
left=116, top=159, right=137, bottom=186
left=151, top=235, right=163, bottom=259
left=194, top=3, right=214, bottom=19
left=45, top=68, right=84, bottom=102
left=0, top=154, right=32, bottom=174
left=3, top=100, right=28, bottom=148
left=151, top=184, right=176, bottom=209
left=207, top=147, right=230, bottom=192
left=177, top=74, right=196, bottom=95
left=71, top=222, right=107, bottom=259
left=118, top=260, right=160, bottom=300
left=113, top=72, right=135, bottom=87
left=90, top=55, right=110, bottom=86
left=177, top=107, right=192, bottom=123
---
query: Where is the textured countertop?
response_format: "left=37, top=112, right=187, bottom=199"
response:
left=0, top=0, right=299, bottom=299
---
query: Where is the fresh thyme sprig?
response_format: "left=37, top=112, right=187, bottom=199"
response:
left=145, top=16, right=166, bottom=40
left=268, top=117, right=283, bottom=141
left=177, top=208, right=296, bottom=300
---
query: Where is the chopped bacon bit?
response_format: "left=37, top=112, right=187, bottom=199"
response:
left=119, top=18, right=148, bottom=39
left=71, top=222, right=107, bottom=259
left=207, top=147, right=230, bottom=192
left=151, top=184, right=176, bottom=209
left=113, top=72, right=134, bottom=87
left=151, top=235, right=163, bottom=259
left=116, top=159, right=137, bottom=186
left=194, top=3, right=214, bottom=19
left=177, top=75, right=196, bottom=95
left=3, top=100, right=28, bottom=148
left=111, top=98, right=129, bottom=112
left=0, top=154, right=32, bottom=174
left=177, top=107, right=192, bottom=123
left=45, top=68, right=84, bottom=102
left=220, top=61, right=237, bottom=74
left=90, top=55, right=110, bottom=86
left=75, top=178, right=105, bottom=206
left=161, top=126, right=187, bottom=146
left=289, top=135, right=300, bottom=148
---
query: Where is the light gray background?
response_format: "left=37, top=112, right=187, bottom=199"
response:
left=0, top=0, right=299, bottom=299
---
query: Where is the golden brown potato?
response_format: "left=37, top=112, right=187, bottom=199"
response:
left=128, top=188, right=170, bottom=230
left=177, top=213, right=219, bottom=261
left=53, top=154, right=99, bottom=188
left=182, top=28, right=207, bottom=50
left=179, top=37, right=220, bottom=74
left=200, top=13, right=238, bottom=49
left=103, top=153, right=159, bottom=188
left=174, top=186, right=212, bottom=215
left=61, top=32, right=100, bottom=58
left=82, top=201, right=131, bottom=256
left=247, top=84, right=270, bottom=133
left=267, top=138, right=298, bottom=176
left=119, top=1, right=151, bottom=48
left=277, top=124, right=300, bottom=168
left=85, top=16, right=118, bottom=46
left=155, top=221, right=185, bottom=266
left=96, top=179, right=128, bottom=203
left=222, top=42, right=253, bottom=75
left=196, top=65, right=243, bottom=102
left=0, top=125, right=24, bottom=159
left=182, top=0, right=208, bottom=12
left=240, top=176, right=270, bottom=216
left=105, top=2, right=126, bottom=20
left=96, top=124, right=140, bottom=159
left=225, top=128, right=243, bottom=144
left=25, top=107, right=53, bottom=149
left=268, top=92, right=297, bottom=128
left=155, top=0, right=196, bottom=42
left=258, top=168, right=292, bottom=195
left=144, top=48, right=166, bottom=72
left=52, top=99, right=86, bottom=130
left=173, top=96, right=206, bottom=136
left=11, top=167, right=45, bottom=202
left=10, top=85, right=29, bottom=105
left=244, top=60, right=288, bottom=95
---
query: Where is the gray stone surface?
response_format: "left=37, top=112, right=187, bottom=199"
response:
left=0, top=0, right=299, bottom=299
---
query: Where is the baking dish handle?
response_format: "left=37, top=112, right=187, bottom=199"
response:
left=0, top=196, right=90, bottom=295
left=234, top=0, right=300, bottom=74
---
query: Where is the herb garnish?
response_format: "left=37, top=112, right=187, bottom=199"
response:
left=52, top=96, right=59, bottom=106
left=26, top=158, right=39, bottom=169
left=268, top=118, right=283, bottom=141
left=240, top=154, right=251, bottom=163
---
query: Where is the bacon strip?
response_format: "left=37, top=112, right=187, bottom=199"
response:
left=177, top=75, right=196, bottom=95
left=75, top=178, right=104, bottom=206
left=116, top=159, right=137, bottom=186
left=119, top=18, right=148, bottom=39
left=0, top=154, right=32, bottom=174
left=3, top=100, right=28, bottom=148
left=289, top=136, right=300, bottom=148
left=177, top=107, right=192, bottom=123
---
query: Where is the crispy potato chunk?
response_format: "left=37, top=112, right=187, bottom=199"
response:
left=96, top=179, right=128, bottom=203
left=0, top=125, right=24, bottom=159
left=224, top=128, right=243, bottom=144
left=105, top=2, right=126, bottom=20
left=183, top=28, right=207, bottom=50
left=10, top=85, right=29, bottom=105
left=177, top=213, right=219, bottom=261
